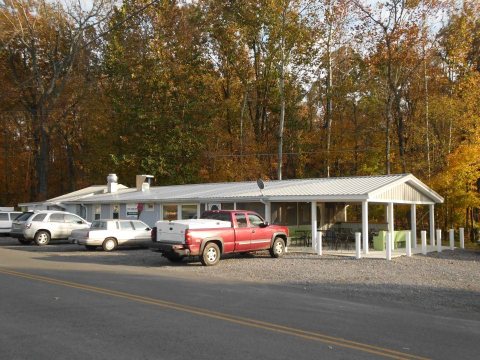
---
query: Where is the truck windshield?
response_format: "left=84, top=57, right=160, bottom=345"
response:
left=200, top=212, right=231, bottom=222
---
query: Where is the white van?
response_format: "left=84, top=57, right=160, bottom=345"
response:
left=0, top=211, right=23, bottom=235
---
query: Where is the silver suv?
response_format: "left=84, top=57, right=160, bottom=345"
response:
left=10, top=210, right=90, bottom=245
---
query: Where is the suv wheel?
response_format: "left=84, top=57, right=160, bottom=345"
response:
left=200, top=242, right=220, bottom=266
left=269, top=237, right=285, bottom=258
left=102, top=237, right=117, bottom=252
left=34, top=231, right=51, bottom=246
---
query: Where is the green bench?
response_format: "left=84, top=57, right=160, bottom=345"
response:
left=373, top=230, right=409, bottom=251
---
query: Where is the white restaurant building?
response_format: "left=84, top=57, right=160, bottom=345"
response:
left=19, top=173, right=444, bottom=252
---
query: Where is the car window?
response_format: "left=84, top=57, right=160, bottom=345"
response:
left=235, top=213, right=248, bottom=228
left=49, top=213, right=64, bottom=222
left=64, top=214, right=83, bottom=224
left=12, top=212, right=22, bottom=220
left=119, top=221, right=134, bottom=230
left=32, top=213, right=47, bottom=222
left=131, top=221, right=148, bottom=230
left=15, top=212, right=34, bottom=221
left=0, top=213, right=8, bottom=220
left=91, top=221, right=107, bottom=230
left=248, top=214, right=264, bottom=227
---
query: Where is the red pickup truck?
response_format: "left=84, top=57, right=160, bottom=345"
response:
left=151, top=210, right=289, bottom=266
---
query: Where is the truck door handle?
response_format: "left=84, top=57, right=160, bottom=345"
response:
left=252, top=230, right=255, bottom=233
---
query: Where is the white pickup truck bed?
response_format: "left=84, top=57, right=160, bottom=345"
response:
left=155, top=219, right=232, bottom=244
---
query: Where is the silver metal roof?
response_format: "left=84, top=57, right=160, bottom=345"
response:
left=67, top=174, right=443, bottom=205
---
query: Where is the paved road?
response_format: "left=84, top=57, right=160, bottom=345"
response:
left=0, top=240, right=479, bottom=359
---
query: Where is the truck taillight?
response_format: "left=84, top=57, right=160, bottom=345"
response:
left=151, top=227, right=157, bottom=242
left=185, top=230, right=193, bottom=245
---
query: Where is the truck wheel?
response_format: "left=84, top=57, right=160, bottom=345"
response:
left=269, top=237, right=285, bottom=258
left=102, top=238, right=117, bottom=252
left=34, top=231, right=50, bottom=246
left=200, top=242, right=220, bottom=266
left=164, top=253, right=184, bottom=263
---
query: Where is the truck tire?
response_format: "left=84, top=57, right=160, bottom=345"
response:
left=200, top=242, right=220, bottom=266
left=164, top=253, right=184, bottom=263
left=34, top=231, right=50, bottom=246
left=269, top=237, right=285, bottom=258
left=102, top=237, right=117, bottom=252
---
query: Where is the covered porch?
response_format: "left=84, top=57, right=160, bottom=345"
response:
left=264, top=174, right=444, bottom=255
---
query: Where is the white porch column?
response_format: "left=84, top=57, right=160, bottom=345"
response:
left=429, top=204, right=435, bottom=246
left=264, top=202, right=271, bottom=223
left=411, top=204, right=417, bottom=249
left=311, top=201, right=317, bottom=251
left=387, top=202, right=394, bottom=250
left=362, top=201, right=369, bottom=254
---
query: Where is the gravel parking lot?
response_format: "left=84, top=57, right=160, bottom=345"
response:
left=1, top=236, right=479, bottom=315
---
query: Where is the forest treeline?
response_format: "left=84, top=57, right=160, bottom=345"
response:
left=0, top=0, right=479, bottom=238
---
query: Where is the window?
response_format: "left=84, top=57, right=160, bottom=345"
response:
left=163, top=205, right=177, bottom=221
left=16, top=212, right=34, bottom=221
left=11, top=212, right=22, bottom=220
left=119, top=221, right=134, bottom=230
left=49, top=213, right=64, bottom=222
left=221, top=203, right=235, bottom=210
left=235, top=213, right=248, bottom=228
left=32, top=213, right=47, bottom=222
left=0, top=213, right=8, bottom=220
left=248, top=214, right=264, bottom=227
left=181, top=205, right=197, bottom=219
left=94, top=205, right=101, bottom=220
left=65, top=214, right=82, bottom=224
left=91, top=221, right=107, bottom=230
left=235, top=202, right=265, bottom=218
left=132, top=221, right=148, bottom=230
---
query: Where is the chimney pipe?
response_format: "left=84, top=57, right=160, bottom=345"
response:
left=136, top=175, right=154, bottom=192
left=107, top=174, right=118, bottom=193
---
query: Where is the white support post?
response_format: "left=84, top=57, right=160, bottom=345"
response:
left=421, top=230, right=427, bottom=255
left=449, top=229, right=454, bottom=250
left=311, top=201, right=317, bottom=252
left=429, top=204, right=435, bottom=246
left=362, top=201, right=369, bottom=254
left=411, top=204, right=417, bottom=249
left=386, top=232, right=392, bottom=261
left=355, top=232, right=361, bottom=259
left=264, top=202, right=271, bottom=223
left=436, top=229, right=442, bottom=253
left=406, top=231, right=412, bottom=257
left=387, top=202, right=394, bottom=250
left=460, top=228, right=465, bottom=249
left=317, top=231, right=322, bottom=256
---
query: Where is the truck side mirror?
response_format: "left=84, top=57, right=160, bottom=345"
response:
left=260, top=221, right=269, bottom=228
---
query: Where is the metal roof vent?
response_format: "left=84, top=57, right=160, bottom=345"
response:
left=107, top=174, right=118, bottom=193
